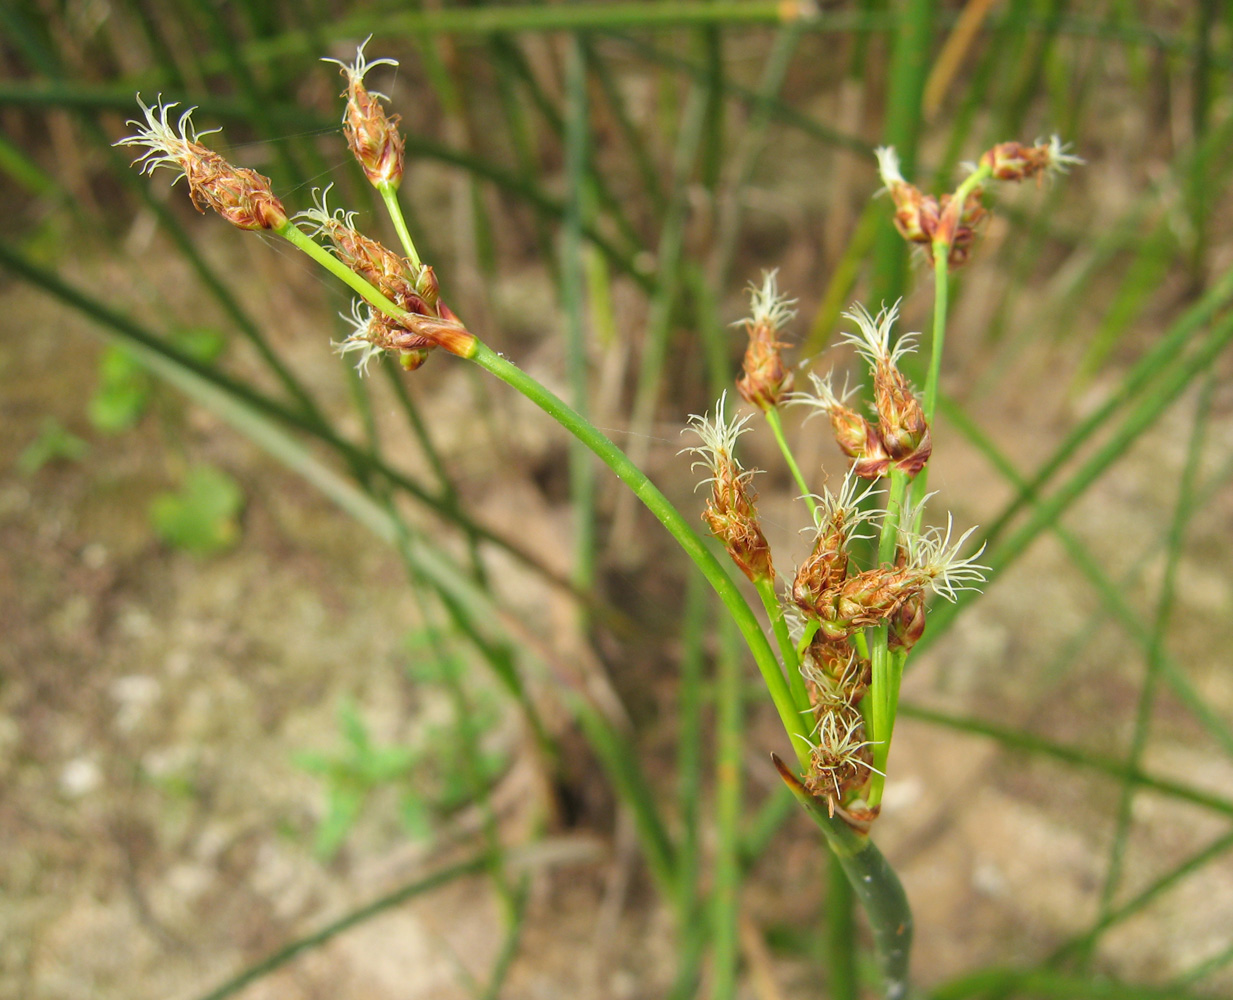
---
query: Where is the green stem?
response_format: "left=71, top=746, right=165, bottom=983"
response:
left=866, top=627, right=891, bottom=808
left=469, top=341, right=807, bottom=760
left=712, top=617, right=744, bottom=1000
left=913, top=163, right=990, bottom=514
left=562, top=38, right=597, bottom=602
left=764, top=406, right=817, bottom=521
left=866, top=466, right=908, bottom=809
left=755, top=576, right=810, bottom=715
left=377, top=181, right=423, bottom=268
left=926, top=165, right=990, bottom=418
left=195, top=854, right=491, bottom=1000
left=775, top=756, right=913, bottom=999
left=868, top=161, right=996, bottom=809
left=473, top=338, right=913, bottom=996
left=796, top=619, right=820, bottom=660
left=826, top=851, right=859, bottom=1000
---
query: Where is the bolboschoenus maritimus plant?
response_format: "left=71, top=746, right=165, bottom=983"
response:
left=117, top=38, right=1079, bottom=999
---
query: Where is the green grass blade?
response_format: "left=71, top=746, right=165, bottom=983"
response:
left=827, top=851, right=859, bottom=1000
left=937, top=394, right=1233, bottom=759
left=1097, top=376, right=1214, bottom=918
left=923, top=301, right=1233, bottom=649
left=712, top=616, right=744, bottom=1000
left=931, top=966, right=1217, bottom=1000
left=1052, top=826, right=1233, bottom=967
left=193, top=853, right=491, bottom=1000
left=564, top=37, right=598, bottom=598
left=0, top=243, right=580, bottom=603
left=872, top=0, right=936, bottom=304
left=900, top=704, right=1233, bottom=819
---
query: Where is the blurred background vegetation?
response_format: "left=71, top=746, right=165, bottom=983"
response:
left=3, top=2, right=1233, bottom=998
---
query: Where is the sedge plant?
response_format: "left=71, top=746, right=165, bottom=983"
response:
left=115, top=38, right=1079, bottom=998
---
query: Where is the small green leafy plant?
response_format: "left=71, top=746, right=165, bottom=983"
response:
left=149, top=463, right=244, bottom=556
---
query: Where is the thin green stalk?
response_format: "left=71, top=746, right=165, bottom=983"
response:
left=585, top=36, right=668, bottom=215
left=7, top=242, right=678, bottom=910
left=711, top=23, right=805, bottom=288
left=1096, top=375, right=1212, bottom=923
left=607, top=32, right=873, bottom=158
left=615, top=80, right=709, bottom=538
left=866, top=464, right=909, bottom=809
left=921, top=304, right=1233, bottom=648
left=467, top=337, right=910, bottom=997
left=381, top=359, right=489, bottom=587
left=481, top=880, right=530, bottom=1000
left=917, top=162, right=990, bottom=494
left=380, top=482, right=520, bottom=914
left=827, top=851, right=859, bottom=1000
left=776, top=758, right=912, bottom=999
left=932, top=967, right=1216, bottom=1000
left=740, top=785, right=797, bottom=863
left=242, top=202, right=909, bottom=994
left=924, top=238, right=951, bottom=422
left=573, top=700, right=678, bottom=893
left=755, top=576, right=810, bottom=715
left=864, top=161, right=992, bottom=787
left=0, top=242, right=569, bottom=597
left=194, top=854, right=490, bottom=1000
left=873, top=0, right=936, bottom=304
left=487, top=42, right=557, bottom=274
left=563, top=38, right=597, bottom=602
left=676, top=575, right=708, bottom=919
left=765, top=407, right=817, bottom=520
left=712, top=616, right=744, bottom=1000
left=938, top=391, right=1233, bottom=759
left=900, top=703, right=1233, bottom=818
left=377, top=180, right=423, bottom=268
left=1053, top=827, right=1233, bottom=966
left=978, top=263, right=1233, bottom=549
left=469, top=342, right=804, bottom=754
left=1171, top=938, right=1233, bottom=989
left=866, top=628, right=892, bottom=808
left=278, top=221, right=424, bottom=323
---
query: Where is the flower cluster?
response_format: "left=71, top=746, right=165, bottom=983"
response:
left=116, top=42, right=476, bottom=372
left=876, top=136, right=1080, bottom=267
left=296, top=186, right=473, bottom=368
left=875, top=147, right=986, bottom=268
left=688, top=282, right=989, bottom=819
left=795, top=302, right=930, bottom=479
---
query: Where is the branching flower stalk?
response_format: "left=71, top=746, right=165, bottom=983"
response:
left=117, top=36, right=1076, bottom=997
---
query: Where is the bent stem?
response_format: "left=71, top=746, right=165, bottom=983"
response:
left=275, top=219, right=913, bottom=996
left=754, top=576, right=810, bottom=714
left=470, top=341, right=912, bottom=996
left=470, top=341, right=806, bottom=746
left=764, top=406, right=817, bottom=520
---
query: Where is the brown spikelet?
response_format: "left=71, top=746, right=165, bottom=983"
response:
left=117, top=97, right=287, bottom=231
left=703, top=465, right=774, bottom=584
left=326, top=39, right=406, bottom=187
